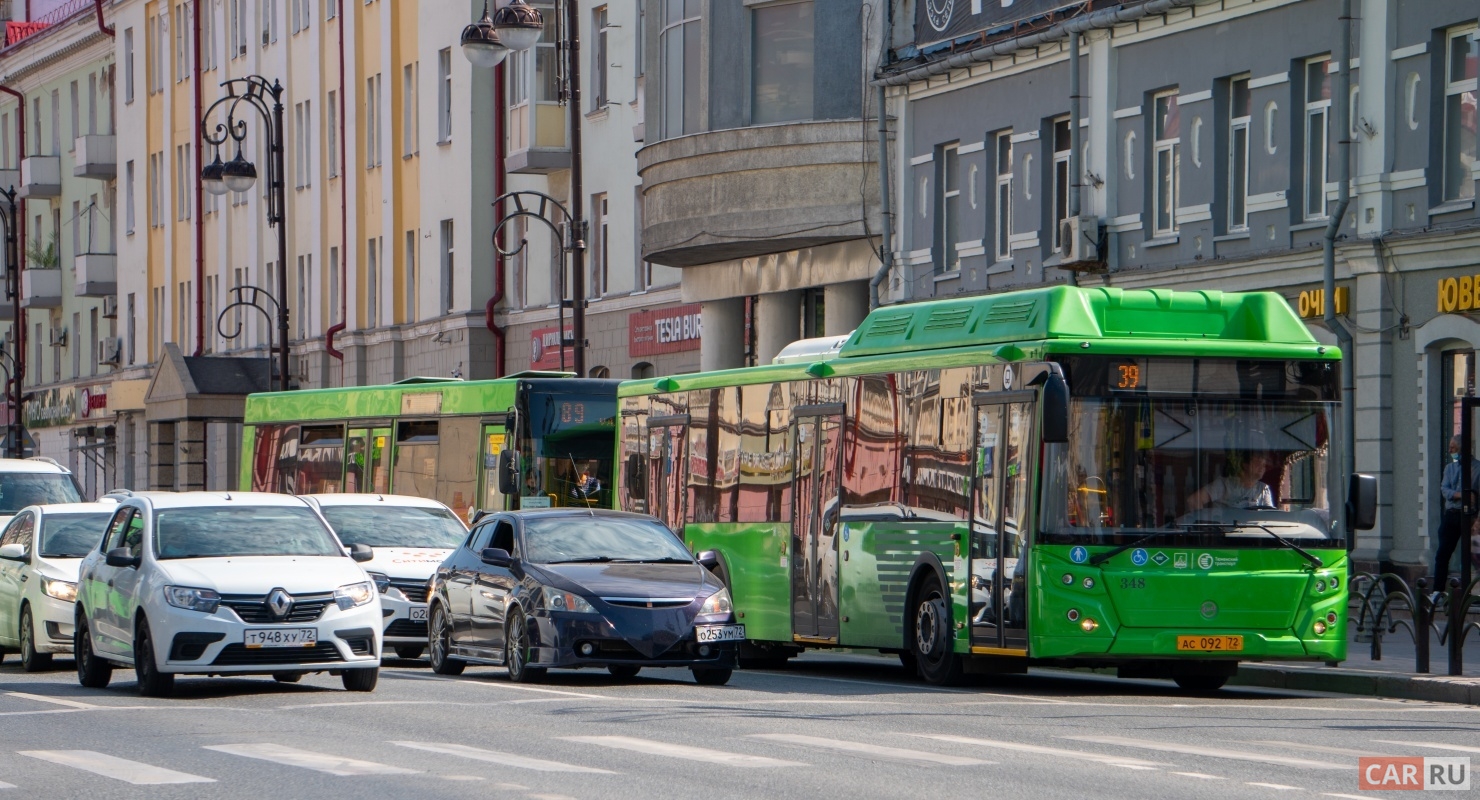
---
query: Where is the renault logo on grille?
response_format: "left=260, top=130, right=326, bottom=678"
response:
left=267, top=588, right=294, bottom=619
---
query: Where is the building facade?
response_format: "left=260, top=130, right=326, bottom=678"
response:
left=878, top=0, right=1480, bottom=577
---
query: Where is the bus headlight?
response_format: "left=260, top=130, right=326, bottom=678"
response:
left=1080, top=618, right=1098, bottom=632
left=1313, top=620, right=1327, bottom=635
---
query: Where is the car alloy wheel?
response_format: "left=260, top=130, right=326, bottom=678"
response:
left=504, top=612, right=545, bottom=683
left=74, top=615, right=112, bottom=689
left=20, top=607, right=53, bottom=672
left=428, top=605, right=465, bottom=676
left=134, top=619, right=175, bottom=698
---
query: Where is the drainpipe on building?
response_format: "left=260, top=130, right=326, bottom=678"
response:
left=869, top=83, right=892, bottom=310
left=325, top=8, right=348, bottom=361
left=0, top=85, right=26, bottom=406
left=192, top=0, right=203, bottom=355
left=1066, top=29, right=1082, bottom=288
left=485, top=62, right=507, bottom=377
left=1324, top=0, right=1356, bottom=534
left=92, top=0, right=114, bottom=37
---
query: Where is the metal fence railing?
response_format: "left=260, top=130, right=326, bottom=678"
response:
left=1350, top=572, right=1480, bottom=675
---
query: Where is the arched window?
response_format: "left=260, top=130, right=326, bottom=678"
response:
left=631, top=362, right=654, bottom=379
left=588, top=365, right=610, bottom=379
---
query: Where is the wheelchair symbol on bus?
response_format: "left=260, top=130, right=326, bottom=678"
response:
left=1130, top=548, right=1149, bottom=566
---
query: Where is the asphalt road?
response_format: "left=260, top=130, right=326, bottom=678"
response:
left=0, top=652, right=1474, bottom=799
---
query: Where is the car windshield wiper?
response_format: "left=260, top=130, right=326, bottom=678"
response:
left=612, top=557, right=695, bottom=564
left=1088, top=529, right=1185, bottom=566
left=545, top=556, right=615, bottom=564
left=1186, top=520, right=1324, bottom=569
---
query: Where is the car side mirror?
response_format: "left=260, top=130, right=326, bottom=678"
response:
left=1347, top=473, right=1378, bottom=532
left=1040, top=369, right=1070, bottom=444
left=348, top=543, right=374, bottom=563
left=497, top=451, right=518, bottom=496
left=0, top=543, right=25, bottom=561
left=696, top=549, right=721, bottom=571
left=480, top=547, right=514, bottom=568
left=105, top=547, right=140, bottom=569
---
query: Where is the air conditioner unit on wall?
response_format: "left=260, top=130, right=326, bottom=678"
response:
left=99, top=337, right=122, bottom=365
left=1058, top=215, right=1104, bottom=271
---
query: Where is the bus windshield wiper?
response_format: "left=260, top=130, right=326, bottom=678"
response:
left=1088, top=529, right=1183, bottom=566
left=1184, top=520, right=1324, bottom=569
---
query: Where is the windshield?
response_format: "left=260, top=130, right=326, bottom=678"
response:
left=40, top=512, right=112, bottom=558
left=522, top=516, right=694, bottom=564
left=0, top=474, right=83, bottom=515
left=320, top=505, right=466, bottom=548
left=519, top=391, right=617, bottom=509
left=154, top=506, right=344, bottom=559
left=1043, top=397, right=1338, bottom=546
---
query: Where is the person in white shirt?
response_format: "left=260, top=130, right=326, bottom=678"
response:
left=1188, top=450, right=1276, bottom=511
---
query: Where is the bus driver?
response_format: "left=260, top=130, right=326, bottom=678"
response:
left=1188, top=450, right=1276, bottom=511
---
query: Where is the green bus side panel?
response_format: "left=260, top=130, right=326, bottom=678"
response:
left=239, top=426, right=257, bottom=491
left=838, top=521, right=964, bottom=651
left=681, top=523, right=792, bottom=644
left=243, top=380, right=521, bottom=424
left=1028, top=544, right=1348, bottom=662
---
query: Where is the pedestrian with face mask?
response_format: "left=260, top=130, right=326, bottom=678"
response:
left=1435, top=436, right=1480, bottom=604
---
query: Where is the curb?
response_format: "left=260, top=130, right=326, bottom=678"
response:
left=1232, top=664, right=1480, bottom=706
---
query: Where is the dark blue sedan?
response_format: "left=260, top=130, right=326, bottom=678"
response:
left=427, top=509, right=741, bottom=685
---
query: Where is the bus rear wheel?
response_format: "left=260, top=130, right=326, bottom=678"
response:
left=1173, top=674, right=1229, bottom=692
left=911, top=574, right=964, bottom=686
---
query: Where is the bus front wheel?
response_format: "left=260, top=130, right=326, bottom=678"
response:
left=1173, top=674, right=1229, bottom=692
left=910, top=574, right=964, bottom=686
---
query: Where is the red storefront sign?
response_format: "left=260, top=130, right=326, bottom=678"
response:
left=530, top=325, right=574, bottom=371
left=629, top=303, right=702, bottom=357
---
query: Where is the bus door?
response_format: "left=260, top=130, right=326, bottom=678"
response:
left=344, top=427, right=391, bottom=494
left=646, top=416, right=689, bottom=534
left=970, top=395, right=1033, bottom=651
left=478, top=423, right=509, bottom=513
left=791, top=406, right=843, bottom=643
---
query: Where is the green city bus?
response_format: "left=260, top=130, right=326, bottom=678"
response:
left=615, top=286, right=1376, bottom=688
left=241, top=374, right=621, bottom=520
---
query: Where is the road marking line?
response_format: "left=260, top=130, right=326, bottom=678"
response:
left=6, top=693, right=99, bottom=710
left=1110, top=764, right=1159, bottom=770
left=749, top=734, right=991, bottom=766
left=1246, top=782, right=1302, bottom=791
left=560, top=736, right=806, bottom=767
left=1251, top=740, right=1388, bottom=758
left=1172, top=772, right=1225, bottom=780
left=1061, top=736, right=1347, bottom=770
left=18, top=750, right=216, bottom=785
left=1324, top=794, right=1371, bottom=799
left=203, top=744, right=419, bottom=776
left=391, top=742, right=616, bottom=774
left=388, top=671, right=609, bottom=699
left=908, top=735, right=1165, bottom=767
left=0, top=781, right=15, bottom=789
left=1373, top=740, right=1480, bottom=755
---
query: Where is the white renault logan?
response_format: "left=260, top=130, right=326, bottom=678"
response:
left=74, top=492, right=383, bottom=696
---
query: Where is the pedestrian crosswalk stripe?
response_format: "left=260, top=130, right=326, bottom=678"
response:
left=559, top=736, right=807, bottom=767
left=18, top=750, right=216, bottom=785
left=1061, top=736, right=1346, bottom=770
left=908, top=734, right=1165, bottom=767
left=750, top=734, right=991, bottom=766
left=1246, top=782, right=1302, bottom=791
left=391, top=742, right=617, bottom=774
left=6, top=693, right=98, bottom=710
left=1252, top=740, right=1387, bottom=758
left=204, top=743, right=419, bottom=776
left=0, top=781, right=15, bottom=789
left=1373, top=740, right=1480, bottom=755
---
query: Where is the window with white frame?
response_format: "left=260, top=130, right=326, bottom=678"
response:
left=296, top=255, right=307, bottom=338
left=1052, top=117, right=1071, bottom=252
left=366, top=237, right=379, bottom=328
left=295, top=102, right=305, bottom=188
left=1228, top=74, right=1251, bottom=231
left=329, top=246, right=340, bottom=324
left=174, top=2, right=190, bottom=82
left=1152, top=89, right=1181, bottom=237
left=124, top=29, right=135, bottom=103
left=88, top=73, right=97, bottom=134
left=366, top=74, right=382, bottom=168
left=125, top=160, right=136, bottom=234
left=660, top=0, right=701, bottom=139
left=1444, top=27, right=1477, bottom=203
left=148, top=152, right=161, bottom=227
left=230, top=0, right=247, bottom=57
left=751, top=0, right=814, bottom=125
left=69, top=81, right=78, bottom=149
left=934, top=142, right=960, bottom=273
left=437, top=48, right=452, bottom=143
left=262, top=0, right=279, bottom=46
left=440, top=219, right=455, bottom=314
left=403, top=62, right=418, bottom=157
left=592, top=6, right=609, bottom=110
left=49, top=90, right=59, bottom=155
left=327, top=0, right=338, bottom=20
left=201, top=2, right=216, bottom=71
left=327, top=90, right=339, bottom=177
left=203, top=276, right=215, bottom=353
left=405, top=230, right=417, bottom=322
left=592, top=193, right=609, bottom=296
left=994, top=132, right=1012, bottom=260
left=71, top=200, right=80, bottom=257
left=175, top=144, right=192, bottom=221
left=1303, top=56, right=1331, bottom=220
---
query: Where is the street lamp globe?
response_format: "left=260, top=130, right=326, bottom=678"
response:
left=201, top=152, right=230, bottom=196
left=491, top=0, right=544, bottom=53
left=222, top=151, right=258, bottom=194
left=461, top=1, right=510, bottom=68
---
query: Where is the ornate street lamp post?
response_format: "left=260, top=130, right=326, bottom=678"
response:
left=200, top=76, right=290, bottom=392
left=463, top=0, right=588, bottom=376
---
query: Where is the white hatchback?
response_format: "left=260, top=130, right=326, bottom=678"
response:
left=74, top=492, right=383, bottom=696
left=302, top=494, right=467, bottom=661
left=0, top=502, right=118, bottom=670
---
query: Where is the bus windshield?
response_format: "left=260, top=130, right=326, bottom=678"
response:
left=519, top=390, right=617, bottom=509
left=1043, top=397, right=1338, bottom=546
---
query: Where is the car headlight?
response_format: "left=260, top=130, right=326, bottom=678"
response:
left=334, top=581, right=376, bottom=610
left=163, top=585, right=221, bottom=614
left=541, top=586, right=596, bottom=614
left=41, top=577, right=78, bottom=603
left=699, top=588, right=733, bottom=617
left=366, top=572, right=390, bottom=594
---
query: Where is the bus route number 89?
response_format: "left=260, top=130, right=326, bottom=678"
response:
left=560, top=402, right=586, bottom=425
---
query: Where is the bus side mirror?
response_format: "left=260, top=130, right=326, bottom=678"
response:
left=498, top=451, right=518, bottom=496
left=624, top=453, right=647, bottom=499
left=1041, top=370, right=1070, bottom=444
left=1347, top=473, right=1377, bottom=531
